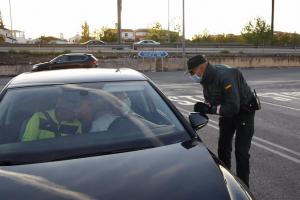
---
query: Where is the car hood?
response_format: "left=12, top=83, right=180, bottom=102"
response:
left=0, top=141, right=230, bottom=200
left=32, top=62, right=50, bottom=71
left=34, top=62, right=50, bottom=67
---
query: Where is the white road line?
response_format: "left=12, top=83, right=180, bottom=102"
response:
left=178, top=108, right=300, bottom=164
left=158, top=80, right=300, bottom=87
left=248, top=80, right=300, bottom=84
left=208, top=119, right=300, bottom=157
left=262, top=93, right=300, bottom=100
left=167, top=94, right=300, bottom=111
left=181, top=107, right=300, bottom=157
left=260, top=100, right=300, bottom=111
left=281, top=92, right=300, bottom=97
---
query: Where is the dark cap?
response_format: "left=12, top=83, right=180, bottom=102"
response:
left=187, top=55, right=207, bottom=71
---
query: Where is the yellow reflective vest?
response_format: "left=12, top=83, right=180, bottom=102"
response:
left=22, top=110, right=82, bottom=141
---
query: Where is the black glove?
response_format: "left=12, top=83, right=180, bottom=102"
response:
left=194, top=102, right=218, bottom=114
left=194, top=102, right=210, bottom=114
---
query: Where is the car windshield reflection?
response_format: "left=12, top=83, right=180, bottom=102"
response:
left=0, top=81, right=188, bottom=164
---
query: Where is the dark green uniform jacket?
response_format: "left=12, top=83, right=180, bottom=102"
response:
left=201, top=63, right=253, bottom=117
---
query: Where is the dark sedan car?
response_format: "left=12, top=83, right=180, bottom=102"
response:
left=0, top=68, right=254, bottom=200
left=32, top=53, right=99, bottom=71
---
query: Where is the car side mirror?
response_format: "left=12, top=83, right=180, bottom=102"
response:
left=189, top=112, right=208, bottom=131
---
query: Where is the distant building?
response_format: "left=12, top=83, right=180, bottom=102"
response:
left=68, top=33, right=81, bottom=44
left=48, top=38, right=68, bottom=44
left=12, top=30, right=26, bottom=43
left=133, top=29, right=179, bottom=42
left=0, top=28, right=26, bottom=43
left=121, top=29, right=135, bottom=42
left=106, top=29, right=135, bottom=42
left=134, top=29, right=150, bottom=41
left=30, top=36, right=68, bottom=44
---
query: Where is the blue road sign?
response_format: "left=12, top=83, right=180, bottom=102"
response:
left=138, top=51, right=168, bottom=58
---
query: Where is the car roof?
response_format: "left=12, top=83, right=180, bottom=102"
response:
left=7, top=68, right=148, bottom=88
left=62, top=53, right=93, bottom=56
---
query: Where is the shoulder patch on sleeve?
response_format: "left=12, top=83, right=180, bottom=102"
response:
left=224, top=84, right=232, bottom=90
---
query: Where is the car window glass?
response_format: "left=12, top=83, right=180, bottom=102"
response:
left=0, top=81, right=188, bottom=164
left=51, top=55, right=68, bottom=63
left=68, top=55, right=87, bottom=62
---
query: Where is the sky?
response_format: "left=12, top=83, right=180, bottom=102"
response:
left=0, top=0, right=299, bottom=39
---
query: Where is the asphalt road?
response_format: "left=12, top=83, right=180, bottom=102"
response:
left=0, top=68, right=299, bottom=199
left=145, top=68, right=300, bottom=200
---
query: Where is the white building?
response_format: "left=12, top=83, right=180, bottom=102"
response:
left=12, top=30, right=26, bottom=43
left=0, top=28, right=26, bottom=43
left=68, top=33, right=81, bottom=44
left=48, top=38, right=68, bottom=44
left=121, top=29, right=135, bottom=42
left=134, top=29, right=150, bottom=41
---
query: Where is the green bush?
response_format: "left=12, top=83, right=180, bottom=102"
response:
left=18, top=50, right=31, bottom=54
left=62, top=49, right=71, bottom=54
left=8, top=49, right=17, bottom=54
left=220, top=50, right=230, bottom=54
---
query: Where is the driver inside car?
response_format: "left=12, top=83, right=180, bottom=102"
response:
left=22, top=93, right=82, bottom=141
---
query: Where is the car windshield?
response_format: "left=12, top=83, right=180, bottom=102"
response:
left=0, top=81, right=189, bottom=165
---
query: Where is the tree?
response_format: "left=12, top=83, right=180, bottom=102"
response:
left=99, top=26, right=117, bottom=42
left=169, top=31, right=180, bottom=43
left=91, top=29, right=100, bottom=40
left=168, top=17, right=182, bottom=43
left=0, top=35, right=4, bottom=43
left=81, top=21, right=90, bottom=42
left=241, top=17, right=272, bottom=45
left=0, top=11, right=4, bottom=43
left=146, top=22, right=167, bottom=43
left=273, top=31, right=300, bottom=46
left=0, top=11, right=4, bottom=29
left=169, top=23, right=181, bottom=43
left=38, top=36, right=62, bottom=44
left=192, top=29, right=213, bottom=43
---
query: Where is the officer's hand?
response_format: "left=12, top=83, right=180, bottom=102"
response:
left=194, top=102, right=210, bottom=114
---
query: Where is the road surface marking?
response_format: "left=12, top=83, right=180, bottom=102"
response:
left=178, top=108, right=300, bottom=165
left=158, top=80, right=300, bottom=88
left=168, top=94, right=300, bottom=110
left=180, top=107, right=300, bottom=157
left=260, top=101, right=300, bottom=111
left=208, top=119, right=300, bottom=157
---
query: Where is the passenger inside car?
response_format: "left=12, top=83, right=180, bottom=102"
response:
left=22, top=93, right=82, bottom=141
left=90, top=92, right=132, bottom=132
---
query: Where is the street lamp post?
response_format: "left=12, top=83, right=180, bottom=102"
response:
left=271, top=0, right=275, bottom=38
left=168, top=0, right=170, bottom=43
left=9, top=0, right=13, bottom=44
left=117, top=0, right=122, bottom=44
left=182, top=0, right=186, bottom=69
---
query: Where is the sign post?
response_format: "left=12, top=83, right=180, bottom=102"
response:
left=138, top=51, right=168, bottom=72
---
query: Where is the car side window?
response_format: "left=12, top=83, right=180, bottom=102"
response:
left=68, top=56, right=87, bottom=62
left=53, top=55, right=68, bottom=63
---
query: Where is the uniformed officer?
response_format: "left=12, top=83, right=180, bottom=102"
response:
left=187, top=55, right=260, bottom=187
left=22, top=94, right=82, bottom=141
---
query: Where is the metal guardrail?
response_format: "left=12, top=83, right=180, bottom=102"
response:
left=0, top=43, right=299, bottom=49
